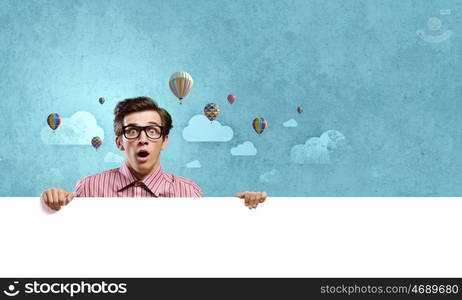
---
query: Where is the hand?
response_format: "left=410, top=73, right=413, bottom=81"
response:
left=40, top=188, right=75, bottom=211
left=235, top=191, right=267, bottom=209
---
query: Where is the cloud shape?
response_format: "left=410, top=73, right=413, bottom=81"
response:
left=186, top=160, right=201, bottom=168
left=104, top=152, right=124, bottom=163
left=259, top=169, right=281, bottom=183
left=183, top=115, right=233, bottom=142
left=290, top=130, right=346, bottom=164
left=41, top=111, right=105, bottom=145
left=230, top=141, right=257, bottom=156
left=283, top=119, right=298, bottom=127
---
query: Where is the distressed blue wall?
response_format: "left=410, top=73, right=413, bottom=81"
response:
left=0, top=0, right=460, bottom=196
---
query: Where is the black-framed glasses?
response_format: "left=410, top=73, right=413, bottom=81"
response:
left=122, top=125, right=164, bottom=140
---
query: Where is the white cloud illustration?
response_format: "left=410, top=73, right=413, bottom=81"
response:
left=40, top=111, right=105, bottom=145
left=183, top=115, right=233, bottom=142
left=186, top=160, right=201, bottom=168
left=283, top=119, right=298, bottom=127
left=104, top=152, right=124, bottom=163
left=290, top=130, right=346, bottom=164
left=230, top=141, right=257, bottom=156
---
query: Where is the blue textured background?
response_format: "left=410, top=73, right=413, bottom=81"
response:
left=0, top=0, right=460, bottom=196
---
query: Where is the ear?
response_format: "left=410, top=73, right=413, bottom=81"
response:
left=116, top=136, right=125, bottom=151
left=161, top=135, right=169, bottom=150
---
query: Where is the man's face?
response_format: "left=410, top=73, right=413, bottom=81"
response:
left=116, top=110, right=168, bottom=177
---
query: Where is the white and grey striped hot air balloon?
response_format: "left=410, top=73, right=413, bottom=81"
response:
left=169, top=71, right=193, bottom=104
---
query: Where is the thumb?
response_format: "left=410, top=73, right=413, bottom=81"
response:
left=259, top=192, right=268, bottom=202
left=236, top=191, right=249, bottom=198
left=65, top=192, right=76, bottom=204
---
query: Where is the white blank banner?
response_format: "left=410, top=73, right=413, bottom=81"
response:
left=0, top=197, right=461, bottom=277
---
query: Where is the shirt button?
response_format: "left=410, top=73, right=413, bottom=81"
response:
left=134, top=182, right=143, bottom=187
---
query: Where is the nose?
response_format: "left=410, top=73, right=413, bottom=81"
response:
left=137, top=129, right=149, bottom=143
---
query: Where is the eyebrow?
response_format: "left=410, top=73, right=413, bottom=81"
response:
left=125, top=122, right=162, bottom=126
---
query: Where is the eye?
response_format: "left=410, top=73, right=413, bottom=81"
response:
left=126, top=127, right=139, bottom=135
left=147, top=127, right=161, bottom=135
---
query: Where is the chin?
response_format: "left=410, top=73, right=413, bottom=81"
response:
left=139, top=161, right=155, bottom=170
left=129, top=157, right=157, bottom=173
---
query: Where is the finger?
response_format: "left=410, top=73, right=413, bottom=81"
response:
left=58, top=189, right=66, bottom=206
left=246, top=194, right=255, bottom=209
left=244, top=196, right=250, bottom=208
left=244, top=194, right=251, bottom=208
left=259, top=192, right=267, bottom=203
left=251, top=194, right=258, bottom=209
left=255, top=193, right=265, bottom=206
left=254, top=193, right=262, bottom=205
left=55, top=190, right=63, bottom=210
left=247, top=198, right=252, bottom=209
left=47, top=191, right=58, bottom=210
left=51, top=189, right=60, bottom=211
left=43, top=190, right=59, bottom=211
left=245, top=193, right=253, bottom=208
left=41, top=191, right=50, bottom=208
left=245, top=193, right=253, bottom=209
left=45, top=190, right=54, bottom=210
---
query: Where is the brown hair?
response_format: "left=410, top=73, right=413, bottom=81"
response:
left=113, top=96, right=173, bottom=137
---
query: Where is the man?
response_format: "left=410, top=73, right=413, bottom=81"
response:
left=41, top=96, right=267, bottom=211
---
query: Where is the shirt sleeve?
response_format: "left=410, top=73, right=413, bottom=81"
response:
left=171, top=175, right=203, bottom=197
left=191, top=182, right=203, bottom=197
left=73, top=178, right=86, bottom=197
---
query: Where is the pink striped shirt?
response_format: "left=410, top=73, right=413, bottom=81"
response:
left=73, top=162, right=203, bottom=197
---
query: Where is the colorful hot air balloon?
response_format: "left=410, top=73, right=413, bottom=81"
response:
left=99, top=97, right=105, bottom=105
left=297, top=106, right=303, bottom=114
left=91, top=136, right=102, bottom=150
left=227, top=94, right=236, bottom=104
left=252, top=117, right=267, bottom=135
left=169, top=71, right=193, bottom=104
left=47, top=113, right=61, bottom=132
left=204, top=103, right=220, bottom=122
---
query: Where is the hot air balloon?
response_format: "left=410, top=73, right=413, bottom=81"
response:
left=227, top=94, right=236, bottom=104
left=169, top=71, right=193, bottom=104
left=297, top=106, right=303, bottom=114
left=252, top=117, right=267, bottom=135
left=91, top=136, right=102, bottom=150
left=99, top=97, right=105, bottom=105
left=47, top=113, right=61, bottom=132
left=204, top=103, right=220, bottom=122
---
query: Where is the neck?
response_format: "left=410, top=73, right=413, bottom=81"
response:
left=127, top=162, right=160, bottom=181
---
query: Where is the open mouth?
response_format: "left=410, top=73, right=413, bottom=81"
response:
left=137, top=150, right=150, bottom=158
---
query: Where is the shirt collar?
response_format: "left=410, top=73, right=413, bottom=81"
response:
left=118, top=162, right=166, bottom=196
